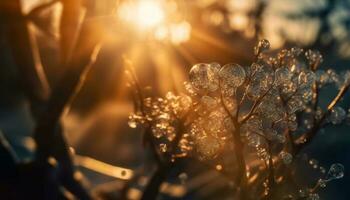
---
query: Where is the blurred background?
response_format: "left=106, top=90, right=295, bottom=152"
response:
left=0, top=0, right=350, bottom=199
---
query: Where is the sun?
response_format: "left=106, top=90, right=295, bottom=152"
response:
left=118, top=0, right=165, bottom=29
left=136, top=1, right=165, bottom=28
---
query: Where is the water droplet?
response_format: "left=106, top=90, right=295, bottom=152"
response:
left=266, top=129, right=278, bottom=141
left=275, top=67, right=291, bottom=85
left=287, top=96, right=305, bottom=113
left=291, top=47, right=304, bottom=56
left=309, top=159, right=319, bottom=169
left=305, top=50, right=323, bottom=69
left=201, top=95, right=217, bottom=109
left=307, top=193, right=320, bottom=200
left=195, top=135, right=222, bottom=160
left=128, top=114, right=142, bottom=128
left=288, top=120, right=298, bottom=131
left=276, top=134, right=286, bottom=144
left=247, top=133, right=263, bottom=147
left=248, top=64, right=274, bottom=98
left=189, top=63, right=219, bottom=93
left=327, top=163, right=344, bottom=180
left=128, top=120, right=137, bottom=128
left=279, top=151, right=293, bottom=164
left=209, top=62, right=221, bottom=72
left=219, top=63, right=246, bottom=88
left=330, top=106, right=346, bottom=124
left=318, top=179, right=327, bottom=188
left=254, top=39, right=270, bottom=56
left=320, top=166, right=326, bottom=174
left=346, top=109, right=350, bottom=125
left=298, top=189, right=308, bottom=197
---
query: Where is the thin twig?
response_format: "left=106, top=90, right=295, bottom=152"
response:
left=0, top=132, right=19, bottom=167
left=240, top=85, right=274, bottom=124
left=294, top=82, right=350, bottom=153
left=33, top=12, right=103, bottom=199
left=279, top=90, right=295, bottom=153
left=219, top=84, right=247, bottom=198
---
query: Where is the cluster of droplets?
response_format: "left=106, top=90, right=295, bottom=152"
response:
left=315, top=68, right=350, bottom=89
left=297, top=163, right=344, bottom=200
left=329, top=106, right=347, bottom=125
left=128, top=92, right=193, bottom=157
left=127, top=39, right=348, bottom=199
left=317, top=163, right=345, bottom=189
left=185, top=39, right=350, bottom=162
left=188, top=94, right=234, bottom=160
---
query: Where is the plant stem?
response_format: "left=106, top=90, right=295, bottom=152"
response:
left=33, top=13, right=102, bottom=200
left=140, top=163, right=173, bottom=200
left=0, top=0, right=50, bottom=114
left=219, top=89, right=247, bottom=198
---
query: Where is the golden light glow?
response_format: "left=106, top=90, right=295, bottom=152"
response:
left=229, top=13, right=249, bottom=31
left=169, top=21, right=191, bottom=44
left=116, top=0, right=191, bottom=44
left=154, top=21, right=191, bottom=44
left=118, top=0, right=165, bottom=29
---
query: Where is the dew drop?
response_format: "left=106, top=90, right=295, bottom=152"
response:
left=254, top=39, right=270, bottom=56
left=298, top=189, right=308, bottom=197
left=275, top=67, right=291, bottom=85
left=279, top=151, right=293, bottom=165
left=128, top=115, right=138, bottom=128
left=309, top=159, right=319, bottom=169
left=219, top=63, right=246, bottom=88
left=330, top=106, right=346, bottom=125
left=318, top=179, right=327, bottom=188
left=327, top=163, right=345, bottom=180
left=307, top=193, right=320, bottom=200
left=189, top=63, right=219, bottom=92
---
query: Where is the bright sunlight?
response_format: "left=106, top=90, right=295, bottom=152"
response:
left=118, top=0, right=165, bottom=29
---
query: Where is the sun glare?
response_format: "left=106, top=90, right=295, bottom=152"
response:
left=118, top=0, right=165, bottom=29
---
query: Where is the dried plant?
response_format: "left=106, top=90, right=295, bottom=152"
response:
left=129, top=39, right=350, bottom=200
left=0, top=0, right=105, bottom=199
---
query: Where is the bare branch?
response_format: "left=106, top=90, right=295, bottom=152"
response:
left=219, top=84, right=247, bottom=196
left=294, top=82, right=350, bottom=153
left=240, top=85, right=273, bottom=124
left=0, top=0, right=50, bottom=112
